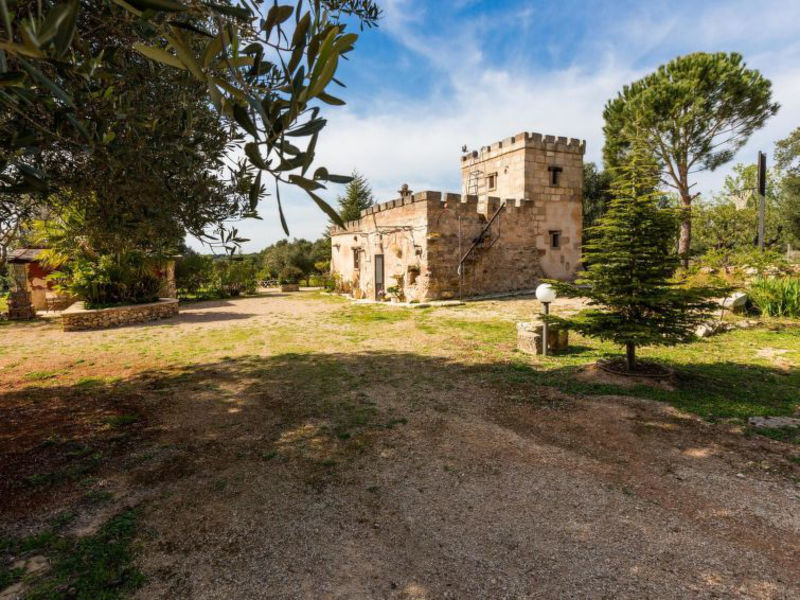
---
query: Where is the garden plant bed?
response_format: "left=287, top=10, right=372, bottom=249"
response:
left=61, top=298, right=179, bottom=331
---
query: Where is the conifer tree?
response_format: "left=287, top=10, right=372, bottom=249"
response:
left=550, top=145, right=718, bottom=372
left=336, top=171, right=375, bottom=223
left=603, top=52, right=779, bottom=263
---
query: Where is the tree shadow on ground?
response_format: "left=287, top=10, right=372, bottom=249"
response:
left=1, top=349, right=797, bottom=521
left=168, top=311, right=259, bottom=324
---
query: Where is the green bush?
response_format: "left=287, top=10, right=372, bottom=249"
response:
left=749, top=276, right=800, bottom=317
left=212, top=260, right=257, bottom=297
left=697, top=247, right=787, bottom=271
left=175, top=253, right=214, bottom=296
left=308, top=273, right=334, bottom=289
left=175, top=254, right=258, bottom=299
left=67, top=253, right=161, bottom=308
left=278, top=266, right=303, bottom=285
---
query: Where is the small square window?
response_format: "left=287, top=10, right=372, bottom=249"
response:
left=548, top=166, right=563, bottom=186
left=549, top=230, right=561, bottom=249
left=353, top=248, right=360, bottom=270
left=487, top=172, right=497, bottom=191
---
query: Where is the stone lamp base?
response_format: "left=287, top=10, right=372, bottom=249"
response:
left=517, top=320, right=569, bottom=355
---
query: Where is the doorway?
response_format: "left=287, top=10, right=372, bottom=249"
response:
left=374, top=254, right=385, bottom=299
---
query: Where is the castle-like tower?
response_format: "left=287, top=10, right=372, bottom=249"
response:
left=329, top=131, right=585, bottom=302
left=460, top=132, right=585, bottom=281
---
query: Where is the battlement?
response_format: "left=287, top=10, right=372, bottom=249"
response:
left=461, top=131, right=585, bottom=164
left=329, top=191, right=535, bottom=235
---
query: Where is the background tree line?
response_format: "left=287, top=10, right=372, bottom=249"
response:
left=173, top=169, right=374, bottom=294
left=584, top=122, right=800, bottom=266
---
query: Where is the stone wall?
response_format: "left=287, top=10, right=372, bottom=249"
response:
left=331, top=191, right=547, bottom=301
left=61, top=298, right=179, bottom=331
left=330, top=194, right=430, bottom=301
left=426, top=194, right=543, bottom=298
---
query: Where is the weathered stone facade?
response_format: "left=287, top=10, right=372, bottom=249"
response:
left=61, top=298, right=179, bottom=331
left=330, top=131, right=584, bottom=301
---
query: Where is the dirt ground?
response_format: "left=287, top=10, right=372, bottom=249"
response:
left=1, top=292, right=799, bottom=599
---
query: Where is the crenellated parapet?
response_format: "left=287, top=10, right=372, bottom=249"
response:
left=460, top=131, right=585, bottom=166
left=329, top=191, right=535, bottom=235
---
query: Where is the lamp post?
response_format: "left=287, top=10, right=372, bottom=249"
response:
left=757, top=150, right=767, bottom=253
left=535, top=283, right=557, bottom=356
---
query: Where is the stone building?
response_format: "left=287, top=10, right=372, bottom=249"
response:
left=330, top=131, right=585, bottom=302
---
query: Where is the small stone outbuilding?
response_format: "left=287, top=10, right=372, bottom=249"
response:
left=330, top=131, right=584, bottom=301
left=7, top=248, right=71, bottom=312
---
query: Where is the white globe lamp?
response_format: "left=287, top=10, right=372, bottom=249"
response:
left=535, top=283, right=557, bottom=356
left=535, top=283, right=557, bottom=307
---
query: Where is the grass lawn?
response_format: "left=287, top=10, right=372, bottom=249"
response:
left=332, top=300, right=800, bottom=422
left=1, top=291, right=798, bottom=598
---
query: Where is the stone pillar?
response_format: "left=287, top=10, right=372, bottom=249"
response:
left=7, top=264, right=36, bottom=319
left=7, top=290, right=36, bottom=319
left=165, top=259, right=177, bottom=299
left=158, top=259, right=178, bottom=299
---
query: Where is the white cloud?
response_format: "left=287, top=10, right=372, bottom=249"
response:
left=195, top=0, right=800, bottom=253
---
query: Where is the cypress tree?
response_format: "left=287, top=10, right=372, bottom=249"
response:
left=336, top=171, right=374, bottom=223
left=551, top=145, right=718, bottom=372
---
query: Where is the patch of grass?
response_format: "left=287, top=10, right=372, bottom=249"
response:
left=437, top=318, right=512, bottom=345
left=331, top=305, right=411, bottom=325
left=485, top=327, right=800, bottom=421
left=23, top=446, right=104, bottom=489
left=83, top=489, right=114, bottom=505
left=749, top=427, right=800, bottom=445
left=23, top=370, right=63, bottom=382
left=261, top=451, right=277, bottom=461
left=47, top=511, right=77, bottom=530
left=103, top=414, right=140, bottom=428
left=13, top=510, right=145, bottom=600
left=0, top=566, right=24, bottom=590
left=75, top=376, right=106, bottom=388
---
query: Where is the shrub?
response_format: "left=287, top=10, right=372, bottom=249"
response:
left=175, top=254, right=258, bottom=299
left=175, top=253, right=214, bottom=296
left=278, top=266, right=303, bottom=285
left=212, top=260, right=257, bottom=297
left=67, top=253, right=162, bottom=308
left=697, top=247, right=786, bottom=271
left=749, top=276, right=800, bottom=317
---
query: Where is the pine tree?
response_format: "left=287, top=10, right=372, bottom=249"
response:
left=603, top=52, right=778, bottom=264
left=550, top=145, right=718, bottom=372
left=336, top=171, right=374, bottom=223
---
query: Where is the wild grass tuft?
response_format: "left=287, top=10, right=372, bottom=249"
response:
left=749, top=276, right=800, bottom=318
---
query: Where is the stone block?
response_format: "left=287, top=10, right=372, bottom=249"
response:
left=517, top=320, right=568, bottom=355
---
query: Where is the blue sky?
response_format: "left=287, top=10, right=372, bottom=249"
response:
left=191, top=0, right=800, bottom=253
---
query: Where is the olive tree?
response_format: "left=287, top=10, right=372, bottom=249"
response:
left=0, top=0, right=380, bottom=245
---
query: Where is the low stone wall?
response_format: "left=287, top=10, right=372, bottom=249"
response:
left=61, top=298, right=179, bottom=331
